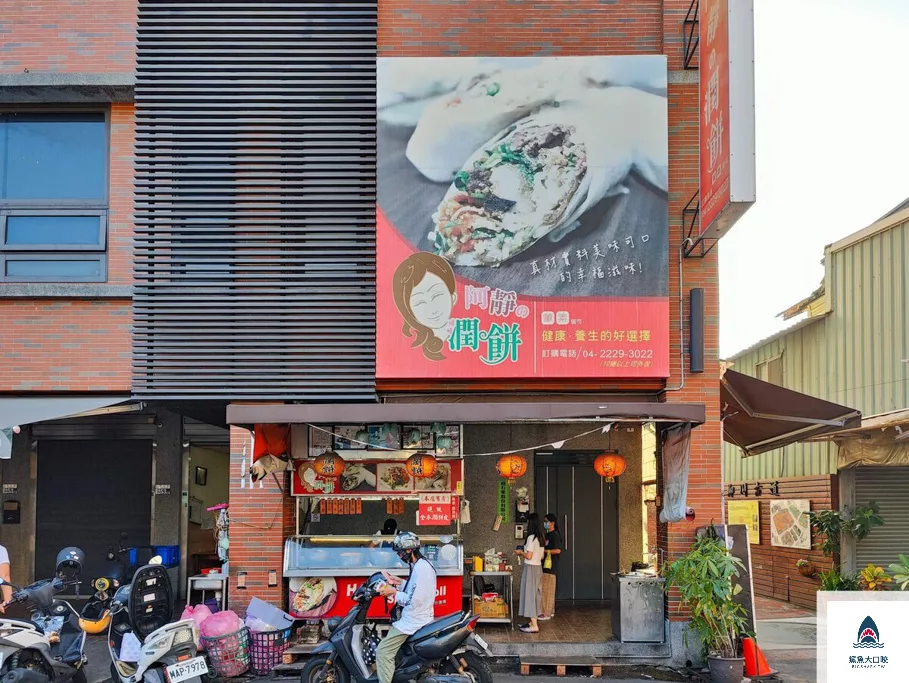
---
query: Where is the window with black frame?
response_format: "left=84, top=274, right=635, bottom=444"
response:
left=0, top=111, right=109, bottom=282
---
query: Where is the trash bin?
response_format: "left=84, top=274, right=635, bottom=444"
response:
left=248, top=627, right=292, bottom=675
left=201, top=627, right=250, bottom=678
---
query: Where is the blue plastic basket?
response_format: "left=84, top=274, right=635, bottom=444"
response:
left=127, top=545, right=180, bottom=568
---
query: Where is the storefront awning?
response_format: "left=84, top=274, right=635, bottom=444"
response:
left=1, top=395, right=135, bottom=459
left=226, top=401, right=705, bottom=426
left=0, top=395, right=135, bottom=430
left=721, top=369, right=861, bottom=456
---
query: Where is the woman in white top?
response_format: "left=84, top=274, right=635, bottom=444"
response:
left=515, top=513, right=546, bottom=633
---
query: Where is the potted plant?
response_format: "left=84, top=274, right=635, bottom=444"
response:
left=796, top=559, right=816, bottom=578
left=817, top=568, right=860, bottom=591
left=888, top=554, right=909, bottom=590
left=859, top=564, right=891, bottom=591
left=664, top=527, right=750, bottom=683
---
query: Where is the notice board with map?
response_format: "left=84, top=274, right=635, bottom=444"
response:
left=770, top=499, right=811, bottom=549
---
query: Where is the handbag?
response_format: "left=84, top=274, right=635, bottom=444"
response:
left=543, top=551, right=552, bottom=570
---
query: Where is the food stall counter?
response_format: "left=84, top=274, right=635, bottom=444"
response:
left=284, top=535, right=464, bottom=619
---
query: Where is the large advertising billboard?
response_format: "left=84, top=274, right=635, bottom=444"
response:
left=377, top=56, right=669, bottom=380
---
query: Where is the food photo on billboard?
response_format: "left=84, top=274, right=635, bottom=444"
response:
left=376, top=56, right=670, bottom=380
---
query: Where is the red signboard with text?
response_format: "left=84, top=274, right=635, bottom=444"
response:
left=699, top=0, right=731, bottom=233
left=289, top=575, right=462, bottom=620
left=376, top=56, right=670, bottom=380
left=418, top=493, right=452, bottom=526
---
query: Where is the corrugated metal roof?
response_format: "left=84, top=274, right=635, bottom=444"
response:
left=725, top=314, right=827, bottom=361
left=827, top=203, right=909, bottom=254
left=724, top=216, right=909, bottom=483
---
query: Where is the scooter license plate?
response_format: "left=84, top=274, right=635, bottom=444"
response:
left=472, top=635, right=488, bottom=650
left=165, top=657, right=209, bottom=683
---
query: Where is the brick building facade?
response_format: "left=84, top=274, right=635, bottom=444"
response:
left=1, top=0, right=725, bottom=665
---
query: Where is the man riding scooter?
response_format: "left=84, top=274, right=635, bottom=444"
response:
left=375, top=532, right=436, bottom=683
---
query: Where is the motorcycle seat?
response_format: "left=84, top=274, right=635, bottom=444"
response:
left=406, top=612, right=463, bottom=643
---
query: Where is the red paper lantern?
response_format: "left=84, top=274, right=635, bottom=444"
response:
left=313, top=450, right=346, bottom=478
left=496, top=454, right=528, bottom=479
left=593, top=453, right=627, bottom=482
left=405, top=453, right=438, bottom=479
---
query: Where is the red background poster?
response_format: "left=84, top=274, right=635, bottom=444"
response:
left=376, top=56, right=670, bottom=380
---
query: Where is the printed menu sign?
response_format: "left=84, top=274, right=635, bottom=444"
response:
left=291, top=459, right=463, bottom=497
left=418, top=493, right=453, bottom=526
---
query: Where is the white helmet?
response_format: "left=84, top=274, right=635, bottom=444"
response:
left=392, top=531, right=421, bottom=556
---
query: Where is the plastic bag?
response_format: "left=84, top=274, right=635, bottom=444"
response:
left=200, top=609, right=243, bottom=638
left=181, top=604, right=213, bottom=629
left=180, top=605, right=213, bottom=651
left=244, top=616, right=273, bottom=633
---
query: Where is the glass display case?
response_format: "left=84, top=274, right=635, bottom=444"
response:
left=283, top=535, right=464, bottom=577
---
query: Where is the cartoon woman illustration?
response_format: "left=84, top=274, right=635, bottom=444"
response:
left=392, top=252, right=458, bottom=361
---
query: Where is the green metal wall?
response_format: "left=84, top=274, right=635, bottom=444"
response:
left=724, top=217, right=909, bottom=483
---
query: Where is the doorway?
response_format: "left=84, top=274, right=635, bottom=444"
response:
left=534, top=452, right=619, bottom=602
left=36, top=440, right=152, bottom=581
left=185, top=445, right=229, bottom=577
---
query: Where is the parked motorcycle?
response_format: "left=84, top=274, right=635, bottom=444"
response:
left=107, top=561, right=208, bottom=683
left=0, top=552, right=88, bottom=683
left=300, top=572, right=492, bottom=683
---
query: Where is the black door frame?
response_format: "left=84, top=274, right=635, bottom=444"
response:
left=535, top=450, right=621, bottom=601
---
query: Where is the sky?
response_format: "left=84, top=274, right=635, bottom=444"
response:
left=718, top=0, right=909, bottom=357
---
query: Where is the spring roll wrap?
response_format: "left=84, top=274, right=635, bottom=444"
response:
left=428, top=87, right=667, bottom=267
left=405, top=62, right=574, bottom=183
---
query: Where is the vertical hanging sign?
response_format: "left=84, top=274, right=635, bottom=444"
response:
left=699, top=0, right=756, bottom=239
left=497, top=480, right=510, bottom=524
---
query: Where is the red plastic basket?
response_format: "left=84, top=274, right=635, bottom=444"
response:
left=248, top=627, right=292, bottom=675
left=200, top=627, right=250, bottom=678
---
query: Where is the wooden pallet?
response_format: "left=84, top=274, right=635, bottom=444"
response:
left=519, top=656, right=602, bottom=677
left=280, top=643, right=321, bottom=665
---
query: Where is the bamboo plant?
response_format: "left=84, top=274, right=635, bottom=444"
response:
left=663, top=528, right=750, bottom=659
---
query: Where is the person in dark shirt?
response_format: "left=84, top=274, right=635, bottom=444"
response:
left=540, top=513, right=562, bottom=620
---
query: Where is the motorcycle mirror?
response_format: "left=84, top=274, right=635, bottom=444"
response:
left=149, top=555, right=164, bottom=565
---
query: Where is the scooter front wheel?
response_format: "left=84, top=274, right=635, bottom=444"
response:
left=300, top=656, right=350, bottom=683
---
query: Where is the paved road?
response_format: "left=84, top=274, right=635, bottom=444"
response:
left=84, top=635, right=112, bottom=683
left=755, top=615, right=817, bottom=683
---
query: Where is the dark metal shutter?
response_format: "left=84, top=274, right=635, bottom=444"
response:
left=854, top=466, right=909, bottom=569
left=35, top=440, right=152, bottom=581
left=133, top=1, right=377, bottom=400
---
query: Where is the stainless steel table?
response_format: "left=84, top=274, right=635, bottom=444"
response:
left=187, top=574, right=229, bottom=611
left=470, top=570, right=514, bottom=628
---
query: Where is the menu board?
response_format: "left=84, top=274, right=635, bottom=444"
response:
left=291, top=458, right=464, bottom=497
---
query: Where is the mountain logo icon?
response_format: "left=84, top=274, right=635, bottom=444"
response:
left=854, top=616, right=884, bottom=649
